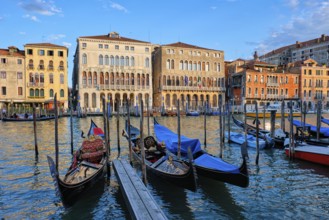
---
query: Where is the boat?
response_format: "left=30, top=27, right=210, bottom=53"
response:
left=47, top=119, right=107, bottom=205
left=284, top=139, right=329, bottom=166
left=153, top=119, right=249, bottom=188
left=186, top=110, right=200, bottom=116
left=246, top=105, right=301, bottom=118
left=291, top=119, right=329, bottom=138
left=2, top=114, right=55, bottom=122
left=225, top=131, right=267, bottom=149
left=123, top=120, right=197, bottom=191
left=321, top=116, right=329, bottom=126
left=232, top=115, right=276, bottom=148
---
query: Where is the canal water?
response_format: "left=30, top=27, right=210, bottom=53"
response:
left=0, top=114, right=328, bottom=219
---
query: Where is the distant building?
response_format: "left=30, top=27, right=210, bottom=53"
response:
left=24, top=43, right=68, bottom=109
left=287, top=58, right=329, bottom=109
left=227, top=52, right=300, bottom=110
left=0, top=46, right=25, bottom=110
left=260, top=34, right=329, bottom=66
left=72, top=32, right=154, bottom=112
left=152, top=42, right=225, bottom=112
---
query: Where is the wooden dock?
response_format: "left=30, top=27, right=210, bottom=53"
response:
left=113, top=159, right=167, bottom=220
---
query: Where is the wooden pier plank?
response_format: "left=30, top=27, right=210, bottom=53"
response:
left=113, top=159, right=167, bottom=220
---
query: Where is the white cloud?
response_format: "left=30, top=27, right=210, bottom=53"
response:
left=62, top=42, right=72, bottom=48
left=210, top=6, right=217, bottom=10
left=23, top=14, right=40, bottom=22
left=47, top=34, right=66, bottom=41
left=255, top=0, right=329, bottom=54
left=110, top=2, right=128, bottom=13
left=286, top=0, right=299, bottom=8
left=18, top=0, right=62, bottom=16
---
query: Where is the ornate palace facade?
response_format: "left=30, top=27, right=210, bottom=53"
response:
left=72, top=32, right=154, bottom=111
left=152, top=42, right=225, bottom=111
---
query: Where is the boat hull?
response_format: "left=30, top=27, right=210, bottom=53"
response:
left=285, top=146, right=329, bottom=166
left=246, top=112, right=301, bottom=118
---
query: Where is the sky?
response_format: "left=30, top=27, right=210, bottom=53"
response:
left=1, top=0, right=329, bottom=87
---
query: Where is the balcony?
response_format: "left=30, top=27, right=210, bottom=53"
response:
left=162, top=85, right=224, bottom=92
left=58, top=66, right=64, bottom=71
left=266, top=82, right=279, bottom=87
left=82, top=84, right=152, bottom=91
left=38, top=65, right=45, bottom=70
left=48, top=66, right=54, bottom=71
left=27, top=82, right=44, bottom=87
left=28, top=65, right=34, bottom=70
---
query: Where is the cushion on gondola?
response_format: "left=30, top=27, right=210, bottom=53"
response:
left=81, top=150, right=105, bottom=163
left=81, top=139, right=104, bottom=153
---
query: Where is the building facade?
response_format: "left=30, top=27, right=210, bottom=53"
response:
left=152, top=42, right=225, bottom=112
left=0, top=46, right=25, bottom=110
left=228, top=54, right=300, bottom=111
left=260, top=34, right=329, bottom=66
left=72, top=32, right=154, bottom=112
left=287, top=58, right=329, bottom=109
left=24, top=43, right=68, bottom=109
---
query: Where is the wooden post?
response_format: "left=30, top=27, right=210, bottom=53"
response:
left=70, top=95, right=73, bottom=154
left=316, top=100, right=321, bottom=140
left=270, top=110, right=276, bottom=138
left=127, top=99, right=132, bottom=164
left=281, top=101, right=285, bottom=132
left=303, top=101, right=307, bottom=132
left=288, top=100, right=294, bottom=159
left=219, top=95, right=223, bottom=158
left=222, top=104, right=226, bottom=144
left=177, top=99, right=181, bottom=159
left=102, top=98, right=109, bottom=158
left=204, top=100, right=207, bottom=148
left=147, top=100, right=150, bottom=136
left=263, top=105, right=266, bottom=130
left=255, top=102, right=259, bottom=165
left=107, top=100, right=110, bottom=149
left=227, top=99, right=231, bottom=143
left=33, top=104, right=39, bottom=156
left=116, top=99, right=120, bottom=155
left=140, top=100, right=147, bottom=184
left=299, top=99, right=303, bottom=125
left=54, top=94, right=59, bottom=171
left=243, top=103, right=249, bottom=157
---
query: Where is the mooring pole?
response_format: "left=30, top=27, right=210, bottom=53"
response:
left=227, top=99, right=231, bottom=143
left=147, top=100, right=150, bottom=136
left=116, top=99, right=120, bottom=155
left=140, top=100, right=147, bottom=184
left=127, top=99, right=132, bottom=164
left=54, top=94, right=59, bottom=171
left=255, top=102, right=259, bottom=165
left=219, top=95, right=223, bottom=158
left=33, top=104, right=38, bottom=157
left=177, top=99, right=181, bottom=159
left=281, top=101, right=285, bottom=132
left=288, top=100, right=294, bottom=159
left=263, top=105, right=266, bottom=130
left=102, top=98, right=108, bottom=158
left=70, top=95, right=73, bottom=154
left=316, top=100, right=321, bottom=141
left=204, top=101, right=207, bottom=148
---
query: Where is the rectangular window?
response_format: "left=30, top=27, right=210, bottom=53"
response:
left=125, top=46, right=129, bottom=50
left=17, top=59, right=22, bottom=64
left=39, top=50, right=45, bottom=56
left=145, top=47, right=149, bottom=52
left=58, top=51, right=64, bottom=57
left=130, top=46, right=134, bottom=51
left=0, top=71, right=6, bottom=79
left=1, top=58, right=6, bottom=63
left=17, top=72, right=22, bottom=79
left=47, top=50, right=54, bottom=56
left=115, top=45, right=119, bottom=50
left=82, top=43, right=87, bottom=47
left=18, top=87, right=23, bottom=96
left=27, top=49, right=33, bottom=55
left=104, top=44, right=109, bottom=49
left=1, top=87, right=6, bottom=95
left=99, top=44, right=103, bottom=49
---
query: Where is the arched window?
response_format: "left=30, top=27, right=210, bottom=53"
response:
left=93, top=72, right=97, bottom=86
left=145, top=58, right=150, bottom=67
left=99, top=55, right=103, bottom=65
left=171, top=60, right=174, bottom=69
left=40, top=73, right=44, bottom=83
left=88, top=72, right=92, bottom=85
left=115, top=56, right=119, bottom=66
left=30, top=89, right=34, bottom=97
left=125, top=56, right=130, bottom=66
left=49, top=89, right=54, bottom=97
left=35, top=89, right=39, bottom=97
left=105, top=55, right=109, bottom=65
left=40, top=89, right=44, bottom=97
left=60, top=89, right=64, bottom=97
left=131, top=57, right=135, bottom=66
left=49, top=73, right=54, bottom=84
left=82, top=53, right=87, bottom=64
left=166, top=59, right=170, bottom=69
left=60, top=74, right=64, bottom=84
left=82, top=72, right=87, bottom=85
left=29, top=72, right=34, bottom=83
left=180, top=61, right=183, bottom=70
left=120, top=56, right=125, bottom=66
left=110, top=56, right=114, bottom=65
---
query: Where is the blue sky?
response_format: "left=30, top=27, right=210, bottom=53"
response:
left=1, top=0, right=329, bottom=87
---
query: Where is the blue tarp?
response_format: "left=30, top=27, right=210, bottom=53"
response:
left=194, top=154, right=239, bottom=173
left=154, top=123, right=202, bottom=155
left=321, top=117, right=329, bottom=125
left=292, top=120, right=329, bottom=136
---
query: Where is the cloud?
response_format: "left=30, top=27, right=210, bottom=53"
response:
left=255, top=0, right=329, bottom=54
left=23, top=14, right=40, bottom=22
left=99, top=0, right=128, bottom=13
left=62, top=42, right=72, bottom=48
left=210, top=6, right=217, bottom=10
left=286, top=0, right=299, bottom=8
left=110, top=2, right=128, bottom=13
left=47, top=34, right=66, bottom=41
left=18, top=0, right=62, bottom=16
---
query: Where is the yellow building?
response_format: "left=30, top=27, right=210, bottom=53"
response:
left=24, top=43, right=68, bottom=109
left=72, top=32, right=154, bottom=112
left=152, top=42, right=225, bottom=111
left=0, top=46, right=25, bottom=111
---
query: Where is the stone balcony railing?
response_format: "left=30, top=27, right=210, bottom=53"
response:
left=162, top=85, right=225, bottom=92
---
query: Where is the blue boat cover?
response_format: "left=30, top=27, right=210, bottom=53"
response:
left=154, top=123, right=202, bottom=155
left=194, top=154, right=239, bottom=173
left=154, top=122, right=240, bottom=172
left=321, top=117, right=329, bottom=125
left=292, top=120, right=329, bottom=136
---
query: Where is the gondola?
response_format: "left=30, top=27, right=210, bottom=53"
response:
left=47, top=119, right=107, bottom=205
left=292, top=119, right=329, bottom=138
left=232, top=115, right=278, bottom=148
left=153, top=119, right=249, bottom=188
left=123, top=120, right=197, bottom=191
left=2, top=115, right=55, bottom=122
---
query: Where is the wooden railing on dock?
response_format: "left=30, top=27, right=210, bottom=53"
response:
left=113, top=159, right=167, bottom=220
